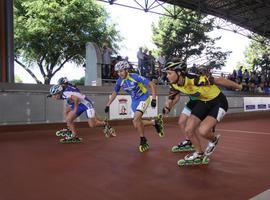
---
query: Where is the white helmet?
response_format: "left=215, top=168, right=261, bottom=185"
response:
left=49, top=84, right=63, bottom=95
left=114, top=61, right=129, bottom=71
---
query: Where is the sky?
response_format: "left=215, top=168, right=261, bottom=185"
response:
left=15, top=0, right=250, bottom=84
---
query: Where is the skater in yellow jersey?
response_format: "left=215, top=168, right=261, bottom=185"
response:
left=162, top=62, right=242, bottom=166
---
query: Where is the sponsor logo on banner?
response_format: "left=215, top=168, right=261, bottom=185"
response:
left=109, top=95, right=158, bottom=120
left=118, top=98, right=128, bottom=115
left=245, top=105, right=256, bottom=110
left=244, top=97, right=270, bottom=112
left=258, top=104, right=266, bottom=109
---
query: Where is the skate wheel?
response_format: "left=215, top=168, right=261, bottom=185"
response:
left=171, top=146, right=179, bottom=152
left=139, top=146, right=144, bottom=152
left=202, top=157, right=210, bottom=164
left=177, top=159, right=185, bottom=166
left=139, top=144, right=149, bottom=152
left=159, top=132, right=164, bottom=138
left=109, top=128, right=116, bottom=137
left=56, top=131, right=64, bottom=137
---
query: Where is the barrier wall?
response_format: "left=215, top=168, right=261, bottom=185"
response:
left=0, top=83, right=266, bottom=125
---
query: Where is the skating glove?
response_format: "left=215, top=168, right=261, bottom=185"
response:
left=105, top=106, right=110, bottom=113
left=162, top=107, right=170, bottom=115
left=151, top=99, right=156, bottom=108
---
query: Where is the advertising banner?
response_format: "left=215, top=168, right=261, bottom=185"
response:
left=109, top=95, right=158, bottom=119
left=244, top=97, right=270, bottom=112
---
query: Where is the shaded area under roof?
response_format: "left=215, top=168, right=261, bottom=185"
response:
left=160, top=0, right=270, bottom=38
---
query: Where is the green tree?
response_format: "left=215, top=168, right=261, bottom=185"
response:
left=244, top=35, right=270, bottom=72
left=152, top=7, right=230, bottom=69
left=14, top=0, right=121, bottom=84
left=70, top=76, right=85, bottom=85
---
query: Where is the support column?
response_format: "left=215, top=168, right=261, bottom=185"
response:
left=0, top=0, right=14, bottom=83
left=85, top=42, right=102, bottom=86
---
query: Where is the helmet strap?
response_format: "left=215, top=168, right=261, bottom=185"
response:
left=176, top=71, right=185, bottom=86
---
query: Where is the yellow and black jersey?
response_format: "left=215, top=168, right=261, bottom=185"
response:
left=168, top=73, right=220, bottom=101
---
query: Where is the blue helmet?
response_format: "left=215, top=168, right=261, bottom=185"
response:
left=57, top=77, right=69, bottom=85
left=49, top=84, right=63, bottom=95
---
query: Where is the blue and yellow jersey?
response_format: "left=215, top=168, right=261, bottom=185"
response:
left=169, top=74, right=220, bottom=101
left=114, top=73, right=150, bottom=100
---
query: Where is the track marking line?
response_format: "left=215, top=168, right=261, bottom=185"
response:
left=217, top=129, right=270, bottom=135
left=165, top=124, right=270, bottom=135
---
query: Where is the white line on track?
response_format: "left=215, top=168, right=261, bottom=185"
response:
left=165, top=124, right=270, bottom=135
left=216, top=129, right=270, bottom=135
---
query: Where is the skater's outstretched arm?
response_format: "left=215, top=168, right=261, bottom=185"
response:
left=148, top=81, right=157, bottom=108
left=106, top=91, right=117, bottom=108
left=214, top=77, right=242, bottom=90
left=148, top=81, right=157, bottom=100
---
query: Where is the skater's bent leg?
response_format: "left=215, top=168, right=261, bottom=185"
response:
left=197, top=116, right=217, bottom=141
left=178, top=113, right=189, bottom=139
left=64, top=106, right=71, bottom=121
left=87, top=118, right=96, bottom=128
left=66, top=111, right=78, bottom=135
left=184, top=115, right=203, bottom=152
left=142, top=119, right=155, bottom=126
left=132, top=111, right=145, bottom=137
left=87, top=117, right=106, bottom=128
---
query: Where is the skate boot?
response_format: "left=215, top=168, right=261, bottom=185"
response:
left=154, top=114, right=164, bottom=137
left=139, top=137, right=149, bottom=152
left=103, top=119, right=116, bottom=138
left=171, top=139, right=195, bottom=152
left=56, top=128, right=72, bottom=137
left=177, top=152, right=209, bottom=166
left=59, top=133, right=83, bottom=144
left=205, top=134, right=220, bottom=156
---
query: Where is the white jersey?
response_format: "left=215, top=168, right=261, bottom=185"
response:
left=61, top=86, right=93, bottom=109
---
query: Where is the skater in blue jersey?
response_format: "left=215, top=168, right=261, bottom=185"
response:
left=105, top=61, right=164, bottom=152
left=49, top=84, right=115, bottom=143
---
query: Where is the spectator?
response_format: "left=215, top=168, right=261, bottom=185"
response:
left=148, top=51, right=156, bottom=80
left=237, top=66, right=243, bottom=83
left=101, top=42, right=112, bottom=79
left=243, top=69, right=250, bottom=84
left=256, top=83, right=264, bottom=93
left=141, top=49, right=149, bottom=77
left=232, top=70, right=237, bottom=81
left=137, top=47, right=144, bottom=75
left=249, top=71, right=257, bottom=92
left=157, top=54, right=166, bottom=84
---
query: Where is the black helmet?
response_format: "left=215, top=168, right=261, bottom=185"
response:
left=162, top=62, right=186, bottom=72
left=57, top=77, right=68, bottom=85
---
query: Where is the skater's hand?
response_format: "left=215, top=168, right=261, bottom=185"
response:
left=162, top=107, right=170, bottom=115
left=104, top=106, right=110, bottom=113
left=151, top=99, right=156, bottom=108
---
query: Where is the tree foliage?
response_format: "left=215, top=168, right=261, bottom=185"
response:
left=152, top=7, right=230, bottom=69
left=70, top=76, right=85, bottom=85
left=244, top=35, right=270, bottom=73
left=14, top=0, right=121, bottom=84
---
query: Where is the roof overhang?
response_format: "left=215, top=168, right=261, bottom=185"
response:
left=159, top=0, right=270, bottom=38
